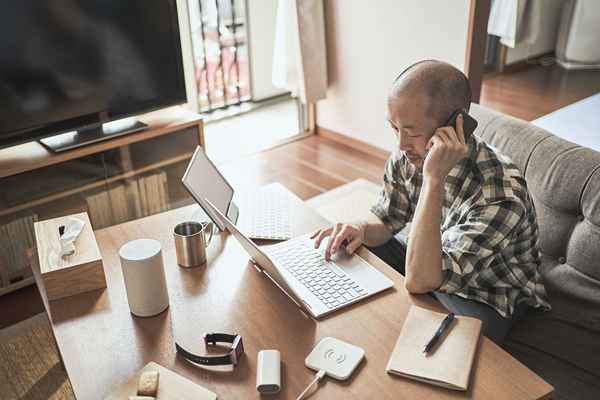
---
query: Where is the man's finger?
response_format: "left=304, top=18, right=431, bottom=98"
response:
left=325, top=224, right=342, bottom=260
left=309, top=229, right=320, bottom=239
left=426, top=134, right=443, bottom=151
left=437, top=129, right=451, bottom=145
left=441, top=126, right=467, bottom=155
left=313, top=227, right=333, bottom=248
left=434, top=130, right=451, bottom=146
left=428, top=130, right=446, bottom=147
left=443, top=126, right=461, bottom=146
left=346, top=236, right=362, bottom=255
left=330, top=226, right=351, bottom=255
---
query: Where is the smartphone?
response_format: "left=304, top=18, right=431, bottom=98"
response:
left=445, top=110, right=478, bottom=140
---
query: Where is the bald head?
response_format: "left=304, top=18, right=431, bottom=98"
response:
left=389, top=60, right=471, bottom=126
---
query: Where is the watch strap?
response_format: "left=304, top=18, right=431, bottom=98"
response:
left=204, top=332, right=238, bottom=345
left=175, top=342, right=234, bottom=366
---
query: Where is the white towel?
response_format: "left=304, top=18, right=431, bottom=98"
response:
left=488, top=0, right=542, bottom=48
left=488, top=0, right=521, bottom=48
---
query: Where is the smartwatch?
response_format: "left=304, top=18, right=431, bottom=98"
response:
left=175, top=333, right=244, bottom=366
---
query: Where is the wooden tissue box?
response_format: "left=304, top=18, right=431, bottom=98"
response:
left=34, top=212, right=106, bottom=300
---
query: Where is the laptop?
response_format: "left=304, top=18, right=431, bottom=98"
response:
left=181, top=146, right=291, bottom=240
left=203, top=198, right=394, bottom=319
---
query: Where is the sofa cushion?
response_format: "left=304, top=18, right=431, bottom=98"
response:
left=470, top=104, right=550, bottom=175
left=470, top=104, right=600, bottom=398
left=471, top=103, right=600, bottom=331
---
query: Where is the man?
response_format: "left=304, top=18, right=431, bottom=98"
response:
left=312, top=60, right=550, bottom=344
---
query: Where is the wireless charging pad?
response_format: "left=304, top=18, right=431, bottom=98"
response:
left=305, top=337, right=365, bottom=380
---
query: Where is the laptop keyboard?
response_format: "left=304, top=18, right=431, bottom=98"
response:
left=267, top=241, right=367, bottom=309
left=241, top=190, right=291, bottom=240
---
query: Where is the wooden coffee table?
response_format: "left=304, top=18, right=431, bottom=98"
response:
left=35, top=184, right=553, bottom=399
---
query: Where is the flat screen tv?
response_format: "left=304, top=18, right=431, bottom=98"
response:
left=0, top=0, right=187, bottom=152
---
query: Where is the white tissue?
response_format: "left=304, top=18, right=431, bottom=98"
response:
left=60, top=217, right=85, bottom=257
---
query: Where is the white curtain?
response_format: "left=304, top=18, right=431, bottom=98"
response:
left=272, top=0, right=327, bottom=104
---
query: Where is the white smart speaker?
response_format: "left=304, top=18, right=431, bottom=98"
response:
left=119, top=238, right=169, bottom=317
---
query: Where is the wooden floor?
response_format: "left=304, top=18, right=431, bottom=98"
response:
left=218, top=135, right=386, bottom=199
left=480, top=63, right=600, bottom=121
left=0, top=135, right=388, bottom=329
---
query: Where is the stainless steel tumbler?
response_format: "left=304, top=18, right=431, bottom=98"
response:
left=173, top=221, right=214, bottom=267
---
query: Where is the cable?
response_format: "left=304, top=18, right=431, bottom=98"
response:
left=296, top=370, right=326, bottom=400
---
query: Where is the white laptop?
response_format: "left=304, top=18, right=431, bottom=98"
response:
left=181, top=146, right=291, bottom=240
left=203, top=198, right=394, bottom=319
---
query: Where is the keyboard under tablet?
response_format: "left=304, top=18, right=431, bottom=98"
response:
left=240, top=189, right=292, bottom=240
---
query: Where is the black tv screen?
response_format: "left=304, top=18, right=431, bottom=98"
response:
left=0, top=0, right=186, bottom=148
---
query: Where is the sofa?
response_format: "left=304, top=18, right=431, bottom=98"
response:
left=470, top=104, right=600, bottom=400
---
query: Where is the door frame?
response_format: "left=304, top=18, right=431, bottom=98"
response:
left=464, top=0, right=492, bottom=103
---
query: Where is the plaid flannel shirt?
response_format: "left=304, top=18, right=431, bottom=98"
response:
left=371, top=136, right=551, bottom=317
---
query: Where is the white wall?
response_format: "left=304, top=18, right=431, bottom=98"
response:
left=506, top=0, right=564, bottom=64
left=316, top=0, right=471, bottom=151
left=247, top=0, right=289, bottom=101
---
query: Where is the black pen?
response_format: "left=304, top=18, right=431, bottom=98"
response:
left=423, top=312, right=455, bottom=354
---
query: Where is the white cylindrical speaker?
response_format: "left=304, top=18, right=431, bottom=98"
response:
left=119, top=238, right=169, bottom=317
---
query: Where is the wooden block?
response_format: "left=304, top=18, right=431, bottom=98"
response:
left=137, top=370, right=159, bottom=397
left=34, top=212, right=106, bottom=301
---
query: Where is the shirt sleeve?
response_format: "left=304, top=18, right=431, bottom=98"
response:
left=370, top=154, right=412, bottom=235
left=438, top=199, right=526, bottom=293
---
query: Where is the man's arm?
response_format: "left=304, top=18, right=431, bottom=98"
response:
left=361, top=212, right=394, bottom=247
left=404, top=114, right=468, bottom=294
left=404, top=179, right=444, bottom=293
left=312, top=152, right=410, bottom=260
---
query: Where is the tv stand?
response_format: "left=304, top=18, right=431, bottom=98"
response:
left=0, top=106, right=204, bottom=299
left=39, top=118, right=149, bottom=153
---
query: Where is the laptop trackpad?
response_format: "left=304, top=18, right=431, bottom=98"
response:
left=331, top=250, right=393, bottom=292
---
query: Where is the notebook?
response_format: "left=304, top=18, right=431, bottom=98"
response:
left=386, top=306, right=482, bottom=391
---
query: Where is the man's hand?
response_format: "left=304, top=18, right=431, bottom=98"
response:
left=423, top=113, right=469, bottom=183
left=310, top=223, right=366, bottom=261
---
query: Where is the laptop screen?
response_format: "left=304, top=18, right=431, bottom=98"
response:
left=202, top=197, right=309, bottom=316
left=181, top=146, right=234, bottom=230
